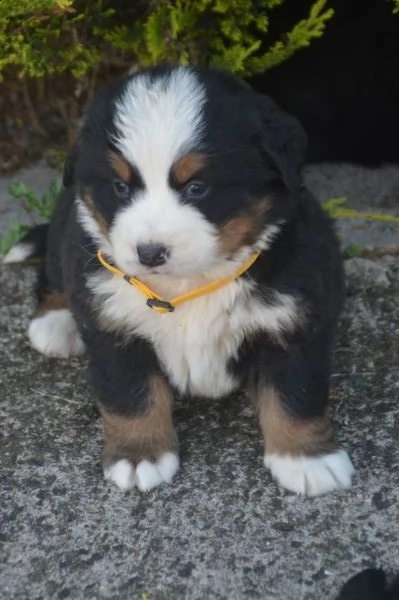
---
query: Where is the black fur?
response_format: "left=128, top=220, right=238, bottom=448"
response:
left=16, top=223, right=48, bottom=260
left=337, top=569, right=399, bottom=600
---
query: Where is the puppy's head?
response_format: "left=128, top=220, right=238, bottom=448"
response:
left=68, top=66, right=306, bottom=278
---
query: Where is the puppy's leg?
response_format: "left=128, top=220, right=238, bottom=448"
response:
left=26, top=188, right=85, bottom=359
left=101, top=377, right=178, bottom=492
left=28, top=285, right=85, bottom=359
left=258, top=388, right=353, bottom=495
left=253, top=340, right=354, bottom=496
left=89, top=338, right=178, bottom=492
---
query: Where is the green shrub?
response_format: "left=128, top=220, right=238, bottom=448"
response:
left=0, top=0, right=334, bottom=81
left=105, top=0, right=334, bottom=75
left=8, top=179, right=62, bottom=220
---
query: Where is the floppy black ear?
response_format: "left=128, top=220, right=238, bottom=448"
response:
left=254, top=95, right=307, bottom=191
left=62, top=138, right=79, bottom=188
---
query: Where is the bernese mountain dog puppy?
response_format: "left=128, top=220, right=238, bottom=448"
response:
left=5, top=65, right=354, bottom=495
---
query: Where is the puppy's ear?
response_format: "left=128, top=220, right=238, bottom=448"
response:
left=63, top=138, right=79, bottom=188
left=254, top=95, right=307, bottom=191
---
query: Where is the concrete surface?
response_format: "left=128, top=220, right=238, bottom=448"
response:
left=1, top=163, right=399, bottom=600
left=0, top=163, right=59, bottom=235
left=304, top=162, right=399, bottom=250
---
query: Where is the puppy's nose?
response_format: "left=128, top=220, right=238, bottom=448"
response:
left=137, top=243, right=169, bottom=267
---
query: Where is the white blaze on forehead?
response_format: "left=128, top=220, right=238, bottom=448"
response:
left=114, top=67, right=206, bottom=184
left=109, top=67, right=216, bottom=278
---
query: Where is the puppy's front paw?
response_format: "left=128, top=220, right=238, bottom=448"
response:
left=264, top=450, right=354, bottom=496
left=104, top=452, right=180, bottom=492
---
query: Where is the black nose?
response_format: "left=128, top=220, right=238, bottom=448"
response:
left=137, top=243, right=169, bottom=267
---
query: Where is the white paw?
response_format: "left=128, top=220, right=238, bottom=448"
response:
left=3, top=242, right=34, bottom=263
left=264, top=450, right=354, bottom=496
left=28, top=309, right=85, bottom=358
left=104, top=459, right=136, bottom=491
left=104, top=452, right=180, bottom=492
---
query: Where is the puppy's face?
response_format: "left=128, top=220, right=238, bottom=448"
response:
left=71, top=66, right=306, bottom=278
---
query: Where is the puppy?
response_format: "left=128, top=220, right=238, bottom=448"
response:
left=5, top=65, right=354, bottom=494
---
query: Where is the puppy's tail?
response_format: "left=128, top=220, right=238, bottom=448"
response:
left=3, top=224, right=48, bottom=264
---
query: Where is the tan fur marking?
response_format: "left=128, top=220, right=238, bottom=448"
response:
left=83, top=190, right=109, bottom=238
left=172, top=153, right=206, bottom=184
left=218, top=198, right=270, bottom=254
left=108, top=151, right=131, bottom=183
left=258, top=387, right=336, bottom=456
left=36, top=292, right=69, bottom=317
left=218, top=216, right=258, bottom=254
left=100, top=376, right=177, bottom=467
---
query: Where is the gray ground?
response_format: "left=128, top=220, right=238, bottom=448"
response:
left=1, top=163, right=399, bottom=600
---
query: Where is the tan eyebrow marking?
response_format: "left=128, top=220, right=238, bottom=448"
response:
left=172, top=153, right=206, bottom=184
left=108, top=151, right=132, bottom=183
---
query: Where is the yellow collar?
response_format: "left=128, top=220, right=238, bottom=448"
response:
left=97, top=249, right=260, bottom=314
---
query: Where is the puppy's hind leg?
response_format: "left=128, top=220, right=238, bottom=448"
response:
left=30, top=195, right=85, bottom=358
left=29, top=261, right=85, bottom=359
left=4, top=187, right=84, bottom=359
left=4, top=225, right=84, bottom=358
left=28, top=291, right=85, bottom=359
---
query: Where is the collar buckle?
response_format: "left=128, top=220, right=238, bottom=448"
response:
left=146, top=298, right=175, bottom=312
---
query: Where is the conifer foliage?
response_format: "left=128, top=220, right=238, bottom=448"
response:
left=0, top=0, right=333, bottom=80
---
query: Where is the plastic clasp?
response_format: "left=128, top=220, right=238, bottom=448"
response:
left=146, top=298, right=175, bottom=312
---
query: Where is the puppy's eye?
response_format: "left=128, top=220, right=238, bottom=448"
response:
left=183, top=181, right=210, bottom=200
left=113, top=179, right=130, bottom=197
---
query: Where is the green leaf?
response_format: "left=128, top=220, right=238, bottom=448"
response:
left=322, top=196, right=348, bottom=212
left=0, top=220, right=26, bottom=255
left=7, top=177, right=62, bottom=220
left=323, top=196, right=399, bottom=224
left=343, top=242, right=364, bottom=259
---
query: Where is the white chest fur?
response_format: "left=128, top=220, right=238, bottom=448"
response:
left=87, top=272, right=298, bottom=398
